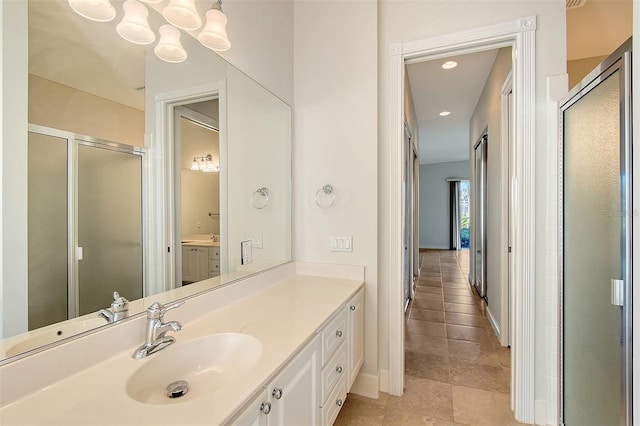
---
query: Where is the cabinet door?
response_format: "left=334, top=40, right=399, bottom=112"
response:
left=229, top=389, right=268, bottom=426
left=268, top=335, right=319, bottom=426
left=182, top=247, right=196, bottom=282
left=194, top=248, right=209, bottom=281
left=347, top=289, right=364, bottom=388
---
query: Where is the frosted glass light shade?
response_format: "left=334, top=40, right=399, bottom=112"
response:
left=68, top=0, right=116, bottom=22
left=116, top=0, right=155, bottom=45
left=154, top=25, right=187, bottom=63
left=163, top=0, right=202, bottom=31
left=197, top=9, right=230, bottom=52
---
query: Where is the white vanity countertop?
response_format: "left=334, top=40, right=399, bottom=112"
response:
left=0, top=274, right=363, bottom=425
left=182, top=241, right=221, bottom=247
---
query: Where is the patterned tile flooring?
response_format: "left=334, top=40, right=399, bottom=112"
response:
left=334, top=249, right=523, bottom=426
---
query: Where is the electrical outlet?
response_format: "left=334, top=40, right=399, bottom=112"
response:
left=330, top=236, right=353, bottom=252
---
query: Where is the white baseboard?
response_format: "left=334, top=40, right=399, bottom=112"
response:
left=379, top=369, right=389, bottom=393
left=535, top=399, right=558, bottom=426
left=349, top=371, right=379, bottom=399
left=486, top=306, right=502, bottom=342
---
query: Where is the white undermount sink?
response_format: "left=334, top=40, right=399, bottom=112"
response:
left=126, top=333, right=263, bottom=405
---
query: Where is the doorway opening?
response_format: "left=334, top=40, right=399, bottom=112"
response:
left=389, top=16, right=537, bottom=422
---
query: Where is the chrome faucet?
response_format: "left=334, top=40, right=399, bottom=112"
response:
left=98, top=292, right=129, bottom=323
left=132, top=301, right=184, bottom=359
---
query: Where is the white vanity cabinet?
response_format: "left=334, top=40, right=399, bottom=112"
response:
left=227, top=287, right=364, bottom=426
left=230, top=336, right=320, bottom=426
left=182, top=247, right=209, bottom=282
left=182, top=246, right=221, bottom=283
left=346, top=288, right=364, bottom=388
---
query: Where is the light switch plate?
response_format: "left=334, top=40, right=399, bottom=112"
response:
left=330, top=236, right=353, bottom=252
left=241, top=240, right=253, bottom=265
left=245, top=234, right=263, bottom=249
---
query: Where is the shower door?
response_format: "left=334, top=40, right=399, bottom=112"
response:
left=560, top=40, right=632, bottom=426
left=77, top=142, right=144, bottom=315
left=27, top=126, right=145, bottom=327
left=473, top=134, right=487, bottom=299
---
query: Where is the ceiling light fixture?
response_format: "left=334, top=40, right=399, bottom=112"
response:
left=439, top=111, right=451, bottom=116
left=154, top=25, right=188, bottom=63
left=442, top=61, right=458, bottom=70
left=116, top=0, right=156, bottom=45
left=163, top=0, right=203, bottom=31
left=68, top=0, right=116, bottom=22
left=197, top=0, right=231, bottom=52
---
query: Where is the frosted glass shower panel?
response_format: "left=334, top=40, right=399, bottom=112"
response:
left=28, top=132, right=69, bottom=330
left=77, top=144, right=143, bottom=315
left=563, top=70, right=621, bottom=426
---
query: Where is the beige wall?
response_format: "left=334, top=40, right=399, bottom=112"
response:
left=567, top=55, right=607, bottom=90
left=181, top=170, right=220, bottom=236
left=469, top=46, right=512, bottom=344
left=28, top=75, right=144, bottom=147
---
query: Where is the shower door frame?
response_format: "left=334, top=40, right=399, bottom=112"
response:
left=558, top=38, right=633, bottom=426
left=28, top=124, right=148, bottom=320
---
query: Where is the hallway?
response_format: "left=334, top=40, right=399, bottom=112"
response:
left=335, top=249, right=522, bottom=425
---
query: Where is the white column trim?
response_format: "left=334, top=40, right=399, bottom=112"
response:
left=388, top=41, right=405, bottom=397
left=387, top=16, right=537, bottom=423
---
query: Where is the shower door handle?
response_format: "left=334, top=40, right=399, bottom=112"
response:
left=611, top=279, right=624, bottom=306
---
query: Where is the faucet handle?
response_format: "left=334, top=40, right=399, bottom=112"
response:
left=147, top=301, right=185, bottom=319
left=111, top=292, right=129, bottom=313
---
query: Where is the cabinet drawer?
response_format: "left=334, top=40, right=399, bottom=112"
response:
left=320, top=341, right=347, bottom=406
left=209, top=248, right=220, bottom=260
left=209, top=261, right=220, bottom=273
left=321, top=309, right=347, bottom=366
left=320, top=374, right=347, bottom=426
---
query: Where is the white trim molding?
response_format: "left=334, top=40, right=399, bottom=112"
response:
left=149, top=80, right=227, bottom=293
left=388, top=16, right=537, bottom=423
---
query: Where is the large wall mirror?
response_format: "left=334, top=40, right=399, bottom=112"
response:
left=0, top=0, right=291, bottom=362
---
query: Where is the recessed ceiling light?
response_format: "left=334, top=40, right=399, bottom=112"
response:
left=439, top=111, right=451, bottom=116
left=442, top=61, right=458, bottom=70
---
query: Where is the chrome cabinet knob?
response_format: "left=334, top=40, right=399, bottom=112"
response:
left=260, top=402, right=272, bottom=415
left=350, top=305, right=356, bottom=311
left=336, top=330, right=343, bottom=338
left=336, top=366, right=343, bottom=374
left=272, top=388, right=283, bottom=400
left=336, top=398, right=343, bottom=407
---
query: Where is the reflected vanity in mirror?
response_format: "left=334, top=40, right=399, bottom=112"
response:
left=0, top=0, right=291, bottom=363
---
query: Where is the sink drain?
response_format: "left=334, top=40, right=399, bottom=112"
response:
left=167, top=380, right=189, bottom=399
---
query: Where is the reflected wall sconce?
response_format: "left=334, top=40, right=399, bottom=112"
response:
left=315, top=184, right=336, bottom=208
left=68, top=0, right=230, bottom=64
left=190, top=154, right=219, bottom=172
left=251, top=187, right=270, bottom=209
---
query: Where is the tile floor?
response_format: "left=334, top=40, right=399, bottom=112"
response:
left=334, top=249, right=523, bottom=426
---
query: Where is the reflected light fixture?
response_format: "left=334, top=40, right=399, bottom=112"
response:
left=116, top=0, right=156, bottom=45
left=69, top=0, right=232, bottom=64
left=442, top=60, right=458, bottom=70
left=191, top=155, right=220, bottom=172
left=68, top=0, right=116, bottom=22
left=198, top=0, right=231, bottom=52
left=439, top=111, right=451, bottom=116
left=154, top=25, right=188, bottom=63
left=163, top=0, right=203, bottom=31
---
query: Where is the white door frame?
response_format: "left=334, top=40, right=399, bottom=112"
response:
left=388, top=16, right=537, bottom=423
left=149, top=80, right=227, bottom=294
left=500, top=70, right=513, bottom=348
